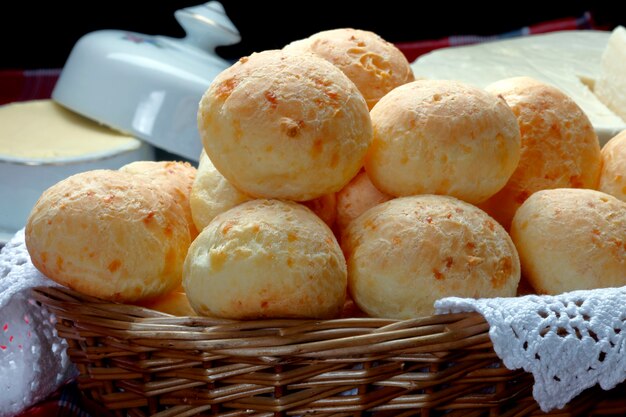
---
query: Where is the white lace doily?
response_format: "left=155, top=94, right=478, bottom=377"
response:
left=436, top=288, right=626, bottom=412
left=0, top=229, right=77, bottom=417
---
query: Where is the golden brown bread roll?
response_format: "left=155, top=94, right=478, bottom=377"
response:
left=336, top=170, right=392, bottom=241
left=343, top=195, right=520, bottom=318
left=190, top=150, right=337, bottom=230
left=183, top=199, right=347, bottom=319
left=136, top=290, right=198, bottom=316
left=511, top=188, right=626, bottom=294
left=198, top=49, right=372, bottom=201
left=302, top=192, right=337, bottom=228
left=120, top=160, right=198, bottom=239
left=599, top=130, right=626, bottom=202
left=189, top=150, right=252, bottom=231
left=340, top=295, right=368, bottom=318
left=480, top=76, right=602, bottom=229
left=284, top=28, right=414, bottom=109
left=26, top=170, right=190, bottom=302
left=364, top=79, right=521, bottom=204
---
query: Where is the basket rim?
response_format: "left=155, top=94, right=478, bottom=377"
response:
left=31, top=285, right=492, bottom=358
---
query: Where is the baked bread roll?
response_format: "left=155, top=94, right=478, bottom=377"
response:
left=190, top=151, right=337, bottom=230
left=336, top=170, right=392, bottom=241
left=343, top=195, right=520, bottom=318
left=183, top=199, right=347, bottom=319
left=511, top=188, right=626, bottom=294
left=136, top=290, right=197, bottom=316
left=198, top=49, right=372, bottom=201
left=120, top=160, right=198, bottom=238
left=26, top=170, right=190, bottom=302
left=340, top=295, right=368, bottom=318
left=190, top=150, right=252, bottom=231
left=599, top=130, right=626, bottom=202
left=284, top=28, right=414, bottom=109
left=302, top=192, right=337, bottom=228
left=364, top=80, right=521, bottom=204
left=480, top=76, right=602, bottom=229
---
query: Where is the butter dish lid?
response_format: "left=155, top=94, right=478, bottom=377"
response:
left=52, top=2, right=240, bottom=162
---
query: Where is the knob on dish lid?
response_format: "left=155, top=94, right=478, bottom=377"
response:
left=52, top=2, right=240, bottom=161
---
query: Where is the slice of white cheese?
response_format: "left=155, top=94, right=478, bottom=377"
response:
left=0, top=100, right=144, bottom=161
left=411, top=30, right=626, bottom=145
left=595, top=26, right=626, bottom=123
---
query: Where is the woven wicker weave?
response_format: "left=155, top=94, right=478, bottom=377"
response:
left=32, top=286, right=626, bottom=417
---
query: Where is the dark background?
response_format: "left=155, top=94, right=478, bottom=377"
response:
left=1, top=1, right=624, bottom=69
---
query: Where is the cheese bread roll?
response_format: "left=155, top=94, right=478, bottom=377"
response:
left=336, top=170, right=392, bottom=241
left=599, top=130, right=626, bottom=202
left=365, top=80, right=521, bottom=204
left=198, top=50, right=372, bottom=201
left=120, top=160, right=198, bottom=238
left=284, top=28, right=414, bottom=109
left=481, top=77, right=602, bottom=229
left=26, top=170, right=190, bottom=302
left=511, top=188, right=626, bottom=294
left=344, top=195, right=520, bottom=318
left=190, top=151, right=337, bottom=230
left=184, top=199, right=347, bottom=319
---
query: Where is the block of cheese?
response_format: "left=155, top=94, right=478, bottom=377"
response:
left=0, top=100, right=154, bottom=240
left=595, top=26, right=626, bottom=123
left=411, top=30, right=626, bottom=145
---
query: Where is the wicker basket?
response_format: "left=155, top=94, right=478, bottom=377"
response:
left=32, top=286, right=626, bottom=417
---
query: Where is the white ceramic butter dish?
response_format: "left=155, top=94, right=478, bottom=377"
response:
left=0, top=100, right=155, bottom=242
left=52, top=2, right=240, bottom=161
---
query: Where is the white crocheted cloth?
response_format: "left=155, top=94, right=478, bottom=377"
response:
left=0, top=230, right=77, bottom=417
left=436, top=288, right=626, bottom=412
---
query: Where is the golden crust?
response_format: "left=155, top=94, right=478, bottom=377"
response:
left=198, top=49, right=372, bottom=201
left=511, top=188, right=626, bottom=294
left=284, top=28, right=415, bottom=109
left=190, top=150, right=252, bottom=231
left=599, top=130, right=626, bottom=202
left=190, top=150, right=337, bottom=230
left=25, top=170, right=190, bottom=302
left=135, top=290, right=198, bottom=316
left=183, top=199, right=347, bottom=319
left=302, top=192, right=337, bottom=228
left=480, top=77, right=602, bottom=229
left=120, top=160, right=198, bottom=239
left=336, top=170, right=392, bottom=241
left=364, top=80, right=521, bottom=204
left=343, top=195, right=520, bottom=318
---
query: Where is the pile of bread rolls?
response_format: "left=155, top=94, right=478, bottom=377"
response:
left=25, top=28, right=626, bottom=320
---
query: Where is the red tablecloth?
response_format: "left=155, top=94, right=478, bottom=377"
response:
left=16, top=382, right=92, bottom=417
left=0, top=69, right=61, bottom=106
